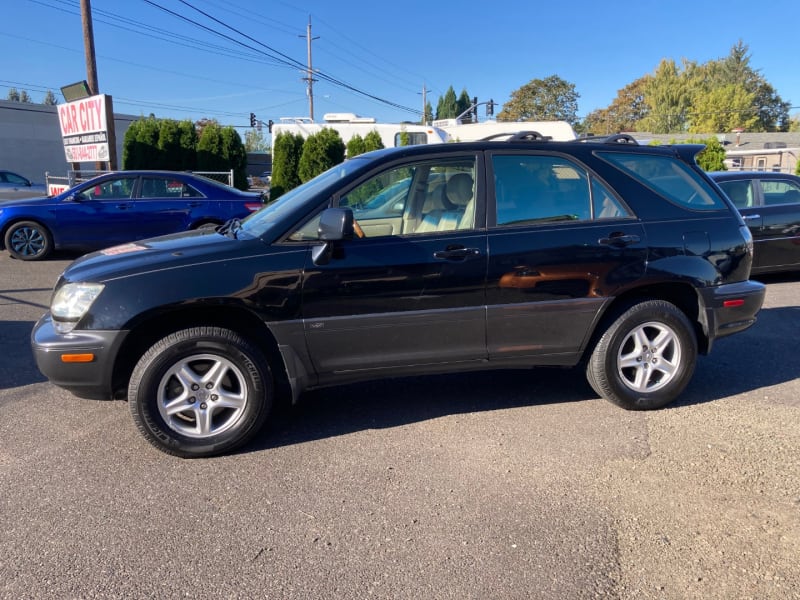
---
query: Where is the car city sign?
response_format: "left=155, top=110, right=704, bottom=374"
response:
left=57, top=94, right=111, bottom=163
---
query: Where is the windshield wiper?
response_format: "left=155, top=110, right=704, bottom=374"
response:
left=218, top=217, right=242, bottom=239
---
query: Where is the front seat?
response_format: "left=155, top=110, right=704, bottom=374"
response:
left=438, top=173, right=474, bottom=231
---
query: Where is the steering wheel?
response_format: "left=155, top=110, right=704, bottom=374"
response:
left=353, top=219, right=365, bottom=238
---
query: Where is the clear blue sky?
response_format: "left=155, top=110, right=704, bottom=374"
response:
left=3, top=0, right=799, bottom=134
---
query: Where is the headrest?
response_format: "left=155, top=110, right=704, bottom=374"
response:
left=446, top=173, right=473, bottom=207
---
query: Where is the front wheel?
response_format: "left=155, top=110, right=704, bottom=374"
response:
left=4, top=220, right=53, bottom=260
left=129, top=327, right=272, bottom=457
left=586, top=300, right=697, bottom=410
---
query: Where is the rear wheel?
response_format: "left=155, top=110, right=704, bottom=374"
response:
left=129, top=327, right=272, bottom=457
left=4, top=220, right=53, bottom=260
left=587, top=300, right=697, bottom=410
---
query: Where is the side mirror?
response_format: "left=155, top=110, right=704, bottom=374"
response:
left=318, top=207, right=354, bottom=241
left=312, top=207, right=354, bottom=265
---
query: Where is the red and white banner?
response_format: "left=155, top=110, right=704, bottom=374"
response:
left=57, top=94, right=111, bottom=163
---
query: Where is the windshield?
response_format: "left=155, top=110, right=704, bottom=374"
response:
left=239, top=157, right=370, bottom=237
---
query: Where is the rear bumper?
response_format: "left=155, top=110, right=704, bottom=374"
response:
left=699, top=279, right=766, bottom=351
left=31, top=313, right=128, bottom=399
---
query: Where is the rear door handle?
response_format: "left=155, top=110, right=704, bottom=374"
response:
left=599, top=233, right=640, bottom=247
left=743, top=214, right=761, bottom=220
left=433, top=247, right=481, bottom=261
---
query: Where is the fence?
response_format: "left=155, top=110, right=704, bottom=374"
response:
left=45, top=169, right=234, bottom=195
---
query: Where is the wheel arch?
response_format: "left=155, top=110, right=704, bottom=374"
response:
left=110, top=305, right=293, bottom=403
left=583, top=282, right=708, bottom=360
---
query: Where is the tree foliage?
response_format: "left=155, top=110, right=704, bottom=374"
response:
left=497, top=75, right=579, bottom=124
left=435, top=86, right=459, bottom=120
left=122, top=117, right=246, bottom=188
left=43, top=90, right=58, bottom=105
left=270, top=132, right=304, bottom=199
left=346, top=133, right=367, bottom=158
left=244, top=128, right=270, bottom=152
left=298, top=128, right=345, bottom=183
left=363, top=130, right=384, bottom=152
left=583, top=41, right=790, bottom=134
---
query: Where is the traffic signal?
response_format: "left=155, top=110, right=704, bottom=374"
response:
left=249, top=112, right=256, bottom=127
left=472, top=96, right=478, bottom=121
left=487, top=99, right=495, bottom=117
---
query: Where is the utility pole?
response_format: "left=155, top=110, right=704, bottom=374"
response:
left=421, top=83, right=428, bottom=125
left=301, top=16, right=319, bottom=121
left=80, top=0, right=117, bottom=170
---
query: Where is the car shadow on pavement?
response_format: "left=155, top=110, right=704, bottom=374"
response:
left=673, top=305, right=800, bottom=408
left=242, top=305, right=799, bottom=453
left=247, top=367, right=594, bottom=453
left=0, top=321, right=46, bottom=389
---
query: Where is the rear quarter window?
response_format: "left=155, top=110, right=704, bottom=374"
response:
left=598, top=151, right=726, bottom=211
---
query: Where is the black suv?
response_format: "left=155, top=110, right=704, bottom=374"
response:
left=32, top=136, right=766, bottom=457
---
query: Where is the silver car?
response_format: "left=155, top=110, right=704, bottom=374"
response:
left=0, top=170, right=47, bottom=200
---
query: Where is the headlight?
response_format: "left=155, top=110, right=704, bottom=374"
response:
left=51, top=282, right=105, bottom=333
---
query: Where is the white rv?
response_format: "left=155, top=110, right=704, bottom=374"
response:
left=434, top=118, right=578, bottom=142
left=272, top=113, right=449, bottom=150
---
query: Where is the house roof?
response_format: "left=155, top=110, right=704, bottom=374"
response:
left=626, top=131, right=800, bottom=150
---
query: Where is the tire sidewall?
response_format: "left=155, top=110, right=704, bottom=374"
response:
left=593, top=301, right=697, bottom=410
left=129, top=328, right=272, bottom=457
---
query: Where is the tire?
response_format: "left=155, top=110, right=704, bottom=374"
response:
left=129, top=327, right=272, bottom=458
left=4, top=220, right=53, bottom=260
left=586, top=300, right=697, bottom=410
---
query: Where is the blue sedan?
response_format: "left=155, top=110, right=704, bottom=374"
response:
left=0, top=171, right=264, bottom=260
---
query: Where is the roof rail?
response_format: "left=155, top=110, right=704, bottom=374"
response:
left=480, top=130, right=553, bottom=142
left=578, top=133, right=639, bottom=145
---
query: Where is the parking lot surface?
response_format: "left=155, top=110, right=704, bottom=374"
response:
left=1, top=252, right=798, bottom=599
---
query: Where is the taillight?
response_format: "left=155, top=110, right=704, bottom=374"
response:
left=245, top=203, right=262, bottom=212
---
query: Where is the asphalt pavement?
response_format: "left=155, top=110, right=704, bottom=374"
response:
left=1, top=252, right=798, bottom=599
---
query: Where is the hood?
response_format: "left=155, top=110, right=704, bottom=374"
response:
left=61, top=228, right=269, bottom=284
left=0, top=194, right=55, bottom=207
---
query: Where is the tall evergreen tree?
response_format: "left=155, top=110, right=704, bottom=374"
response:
left=270, top=132, right=304, bottom=199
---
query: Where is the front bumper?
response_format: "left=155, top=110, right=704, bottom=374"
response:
left=699, top=279, right=766, bottom=351
left=31, top=313, right=129, bottom=399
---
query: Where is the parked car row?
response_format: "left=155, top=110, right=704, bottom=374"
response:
left=0, top=170, right=265, bottom=260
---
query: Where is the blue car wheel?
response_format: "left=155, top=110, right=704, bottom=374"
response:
left=5, top=220, right=53, bottom=261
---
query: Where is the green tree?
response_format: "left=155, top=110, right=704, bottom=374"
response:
left=435, top=86, right=459, bottom=120
left=43, top=90, right=58, bottom=105
left=177, top=120, right=198, bottom=171
left=363, top=130, right=384, bottom=152
left=638, top=59, right=692, bottom=133
left=158, top=119, right=185, bottom=171
left=688, top=84, right=758, bottom=133
left=121, top=119, right=141, bottom=169
left=583, top=77, right=650, bottom=134
left=497, top=75, right=579, bottom=124
left=298, top=128, right=345, bottom=183
left=19, top=90, right=32, bottom=103
left=244, top=128, right=270, bottom=152
left=346, top=133, right=367, bottom=158
left=423, top=100, right=433, bottom=125
left=6, top=88, right=19, bottom=102
left=270, top=132, right=304, bottom=199
left=196, top=123, right=247, bottom=188
left=123, top=116, right=161, bottom=169
left=456, top=88, right=473, bottom=122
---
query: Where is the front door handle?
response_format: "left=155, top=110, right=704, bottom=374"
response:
left=743, top=214, right=761, bottom=220
left=433, top=247, right=481, bottom=261
left=599, top=233, right=640, bottom=247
